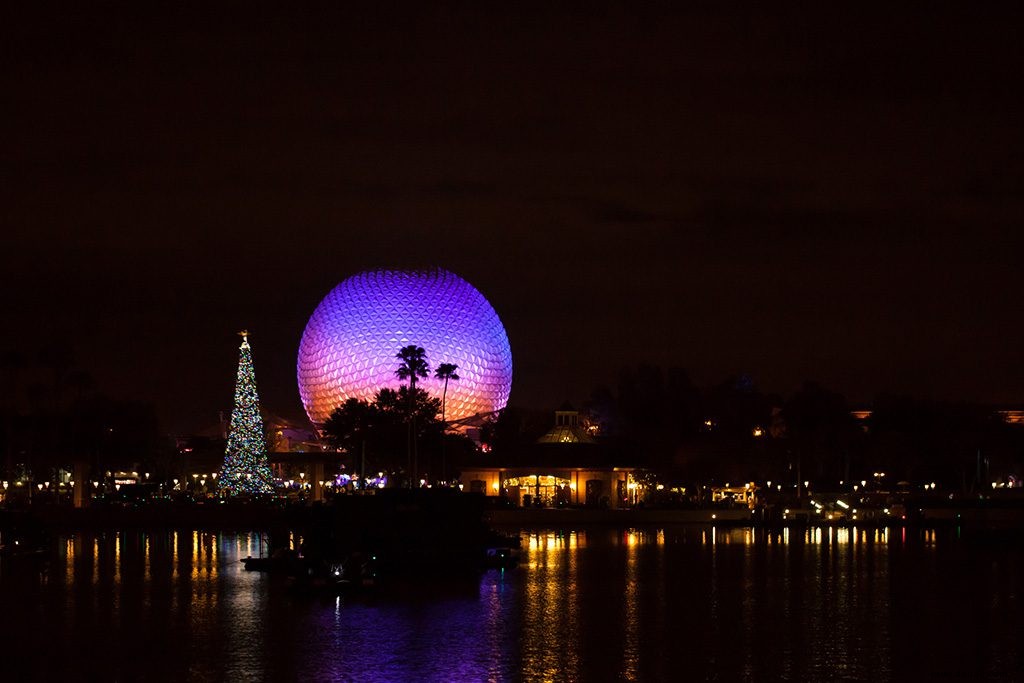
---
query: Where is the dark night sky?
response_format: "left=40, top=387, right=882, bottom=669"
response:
left=3, top=3, right=1023, bottom=433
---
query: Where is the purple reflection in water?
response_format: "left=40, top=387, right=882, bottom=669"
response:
left=0, top=528, right=1022, bottom=681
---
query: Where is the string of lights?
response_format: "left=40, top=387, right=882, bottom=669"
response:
left=218, top=332, right=274, bottom=495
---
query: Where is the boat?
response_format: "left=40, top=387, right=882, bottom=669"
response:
left=288, top=553, right=379, bottom=595
left=0, top=539, right=49, bottom=560
left=241, top=548, right=308, bottom=574
left=483, top=545, right=518, bottom=568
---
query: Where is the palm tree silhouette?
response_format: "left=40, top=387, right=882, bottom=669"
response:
left=434, top=363, right=460, bottom=425
left=395, top=345, right=429, bottom=485
left=395, top=345, right=429, bottom=393
left=434, top=363, right=460, bottom=482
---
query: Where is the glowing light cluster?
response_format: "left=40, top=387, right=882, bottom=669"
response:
left=219, top=334, right=274, bottom=494
left=297, top=268, right=513, bottom=425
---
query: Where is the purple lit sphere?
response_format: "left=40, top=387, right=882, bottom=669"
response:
left=297, top=268, right=513, bottom=425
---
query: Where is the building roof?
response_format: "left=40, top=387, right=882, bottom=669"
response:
left=467, top=441, right=641, bottom=470
left=536, top=424, right=595, bottom=444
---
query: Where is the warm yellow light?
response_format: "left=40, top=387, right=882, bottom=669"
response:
left=492, top=482, right=499, bottom=492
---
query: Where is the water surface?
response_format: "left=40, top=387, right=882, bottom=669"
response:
left=1, top=526, right=1020, bottom=681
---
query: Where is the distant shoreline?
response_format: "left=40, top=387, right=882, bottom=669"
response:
left=5, top=502, right=1024, bottom=533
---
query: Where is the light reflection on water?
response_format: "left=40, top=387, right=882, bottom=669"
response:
left=0, top=526, right=1021, bottom=681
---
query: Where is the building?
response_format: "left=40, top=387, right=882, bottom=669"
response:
left=459, top=406, right=642, bottom=509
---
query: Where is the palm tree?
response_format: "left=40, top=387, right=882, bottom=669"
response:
left=434, top=363, right=459, bottom=483
left=395, top=345, right=429, bottom=392
left=395, top=345, right=429, bottom=485
left=434, top=363, right=460, bottom=425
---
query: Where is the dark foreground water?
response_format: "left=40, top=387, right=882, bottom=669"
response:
left=1, top=526, right=1022, bottom=682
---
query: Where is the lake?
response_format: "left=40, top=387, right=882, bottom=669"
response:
left=1, top=526, right=1021, bottom=681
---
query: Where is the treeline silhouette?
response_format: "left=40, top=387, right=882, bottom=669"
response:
left=4, top=349, right=1021, bottom=493
left=485, top=364, right=1024, bottom=491
left=1, top=349, right=165, bottom=483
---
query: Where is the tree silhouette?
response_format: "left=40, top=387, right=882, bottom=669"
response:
left=321, top=387, right=442, bottom=486
left=395, top=345, right=430, bottom=485
left=395, top=345, right=429, bottom=392
left=434, top=363, right=459, bottom=480
left=434, top=363, right=460, bottom=424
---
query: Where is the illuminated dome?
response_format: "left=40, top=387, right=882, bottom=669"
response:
left=297, top=268, right=513, bottom=425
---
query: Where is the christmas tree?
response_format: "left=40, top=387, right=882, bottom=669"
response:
left=218, top=331, right=275, bottom=495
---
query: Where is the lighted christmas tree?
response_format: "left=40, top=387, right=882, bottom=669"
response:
left=218, top=331, right=275, bottom=495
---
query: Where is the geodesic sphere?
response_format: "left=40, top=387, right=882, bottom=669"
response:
left=297, top=268, right=513, bottom=425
